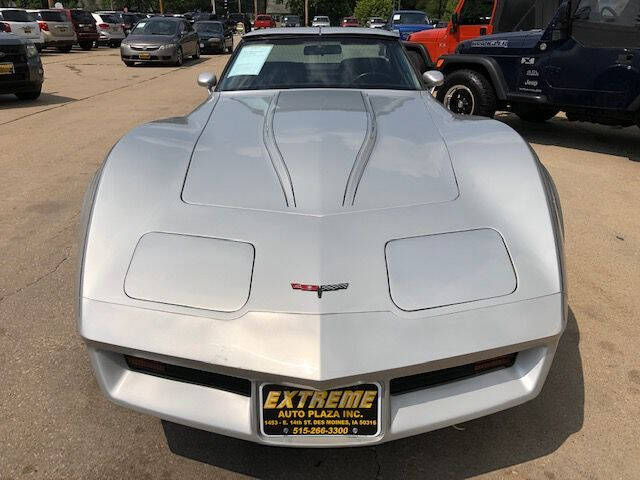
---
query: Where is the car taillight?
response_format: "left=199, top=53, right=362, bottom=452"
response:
left=38, top=21, right=49, bottom=31
left=98, top=23, right=109, bottom=30
left=2, top=23, right=10, bottom=33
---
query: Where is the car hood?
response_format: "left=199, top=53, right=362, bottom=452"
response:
left=124, top=34, right=175, bottom=45
left=182, top=89, right=459, bottom=215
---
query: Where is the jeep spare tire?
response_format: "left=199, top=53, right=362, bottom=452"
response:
left=437, top=69, right=497, bottom=117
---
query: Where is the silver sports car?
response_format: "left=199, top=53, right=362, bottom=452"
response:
left=78, top=28, right=566, bottom=447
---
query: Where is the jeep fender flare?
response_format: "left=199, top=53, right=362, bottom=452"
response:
left=437, top=55, right=508, bottom=100
left=402, top=41, right=434, bottom=72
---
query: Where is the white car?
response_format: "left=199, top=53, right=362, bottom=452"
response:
left=311, top=15, right=330, bottom=27
left=92, top=12, right=124, bottom=47
left=0, top=8, right=43, bottom=49
left=28, top=10, right=76, bottom=52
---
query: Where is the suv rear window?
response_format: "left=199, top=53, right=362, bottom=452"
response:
left=71, top=10, right=94, bottom=23
left=256, top=15, right=271, bottom=21
left=39, top=11, right=68, bottom=22
left=1, top=9, right=32, bottom=22
left=98, top=14, right=118, bottom=23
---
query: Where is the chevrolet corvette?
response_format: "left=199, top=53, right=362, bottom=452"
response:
left=78, top=28, right=566, bottom=447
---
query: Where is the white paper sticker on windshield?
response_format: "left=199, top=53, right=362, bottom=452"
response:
left=227, top=45, right=273, bottom=77
left=393, top=14, right=401, bottom=20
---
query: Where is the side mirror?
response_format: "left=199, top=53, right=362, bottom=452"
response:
left=423, top=70, right=444, bottom=88
left=450, top=12, right=459, bottom=33
left=197, top=72, right=217, bottom=92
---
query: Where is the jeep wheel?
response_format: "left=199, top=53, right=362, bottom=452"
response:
left=437, top=69, right=496, bottom=117
left=513, top=104, right=560, bottom=123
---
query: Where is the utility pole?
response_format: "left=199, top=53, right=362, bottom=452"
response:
left=305, top=0, right=308, bottom=26
left=238, top=0, right=241, bottom=12
left=254, top=0, right=258, bottom=16
left=159, top=0, right=163, bottom=14
left=212, top=0, right=216, bottom=14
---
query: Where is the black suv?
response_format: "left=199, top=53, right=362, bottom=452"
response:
left=436, top=0, right=640, bottom=129
left=0, top=36, right=44, bottom=100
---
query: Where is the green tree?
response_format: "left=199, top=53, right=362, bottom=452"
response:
left=354, top=0, right=392, bottom=24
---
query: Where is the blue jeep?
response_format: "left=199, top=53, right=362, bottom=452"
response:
left=386, top=10, right=434, bottom=40
left=436, top=0, right=640, bottom=128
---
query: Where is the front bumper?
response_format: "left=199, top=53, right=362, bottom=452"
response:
left=80, top=293, right=566, bottom=447
left=121, top=44, right=177, bottom=63
left=0, top=58, right=44, bottom=94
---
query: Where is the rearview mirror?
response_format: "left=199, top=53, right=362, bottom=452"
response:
left=197, top=72, right=217, bottom=92
left=423, top=70, right=444, bottom=88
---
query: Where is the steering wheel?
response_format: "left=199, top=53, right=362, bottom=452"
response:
left=600, top=6, right=618, bottom=19
left=350, top=71, right=395, bottom=86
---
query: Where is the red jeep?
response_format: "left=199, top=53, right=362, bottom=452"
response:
left=408, top=0, right=560, bottom=63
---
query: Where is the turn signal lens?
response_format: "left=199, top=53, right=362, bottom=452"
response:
left=98, top=23, right=109, bottom=30
left=436, top=58, right=444, bottom=68
left=3, top=23, right=11, bottom=33
left=38, top=21, right=49, bottom=31
left=473, top=353, right=517, bottom=372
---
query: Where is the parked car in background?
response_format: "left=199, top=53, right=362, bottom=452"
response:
left=366, top=17, right=386, bottom=28
left=282, top=14, right=300, bottom=27
left=92, top=12, right=124, bottom=47
left=341, top=16, right=359, bottom=27
left=385, top=10, right=433, bottom=40
left=254, top=14, right=276, bottom=29
left=0, top=21, right=6, bottom=32
left=28, top=9, right=76, bottom=52
left=435, top=0, right=640, bottom=129
left=122, top=13, right=142, bottom=35
left=64, top=9, right=97, bottom=51
left=0, top=9, right=44, bottom=50
left=226, top=12, right=251, bottom=33
left=120, top=17, right=199, bottom=66
left=408, top=0, right=561, bottom=63
left=0, top=34, right=44, bottom=100
left=311, top=15, right=330, bottom=27
left=194, top=20, right=232, bottom=53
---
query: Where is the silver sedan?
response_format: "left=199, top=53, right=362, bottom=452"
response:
left=120, top=16, right=199, bottom=66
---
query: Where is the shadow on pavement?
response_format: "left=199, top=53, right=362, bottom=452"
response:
left=497, top=112, right=640, bottom=162
left=162, top=308, right=583, bottom=479
left=0, top=92, right=75, bottom=109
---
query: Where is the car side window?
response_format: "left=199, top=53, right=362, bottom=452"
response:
left=572, top=0, right=640, bottom=47
left=458, top=0, right=495, bottom=25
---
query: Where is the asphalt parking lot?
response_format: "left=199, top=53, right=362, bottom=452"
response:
left=1, top=45, right=639, bottom=480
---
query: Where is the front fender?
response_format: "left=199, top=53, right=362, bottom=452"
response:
left=438, top=54, right=508, bottom=100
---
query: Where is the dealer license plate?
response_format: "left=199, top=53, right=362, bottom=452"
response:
left=0, top=63, right=15, bottom=75
left=200, top=42, right=205, bottom=48
left=23, top=27, right=32, bottom=34
left=138, top=52, right=150, bottom=60
left=260, top=383, right=380, bottom=436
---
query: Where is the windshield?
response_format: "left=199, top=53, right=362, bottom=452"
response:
left=370, top=18, right=384, bottom=23
left=130, top=19, right=177, bottom=35
left=1, top=10, right=32, bottom=22
left=314, top=16, right=329, bottom=21
left=195, top=22, right=222, bottom=33
left=392, top=12, right=429, bottom=24
left=39, top=11, right=68, bottom=22
left=219, top=37, right=421, bottom=92
left=284, top=16, right=299, bottom=22
left=256, top=15, right=271, bottom=21
left=71, top=10, right=94, bottom=23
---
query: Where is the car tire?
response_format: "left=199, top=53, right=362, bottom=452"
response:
left=79, top=41, right=92, bottom=51
left=192, top=43, right=200, bottom=60
left=436, top=69, right=497, bottom=117
left=174, top=47, right=183, bottom=66
left=513, top=103, right=560, bottom=123
left=57, top=45, right=73, bottom=53
left=15, top=87, right=42, bottom=101
left=124, top=61, right=135, bottom=67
